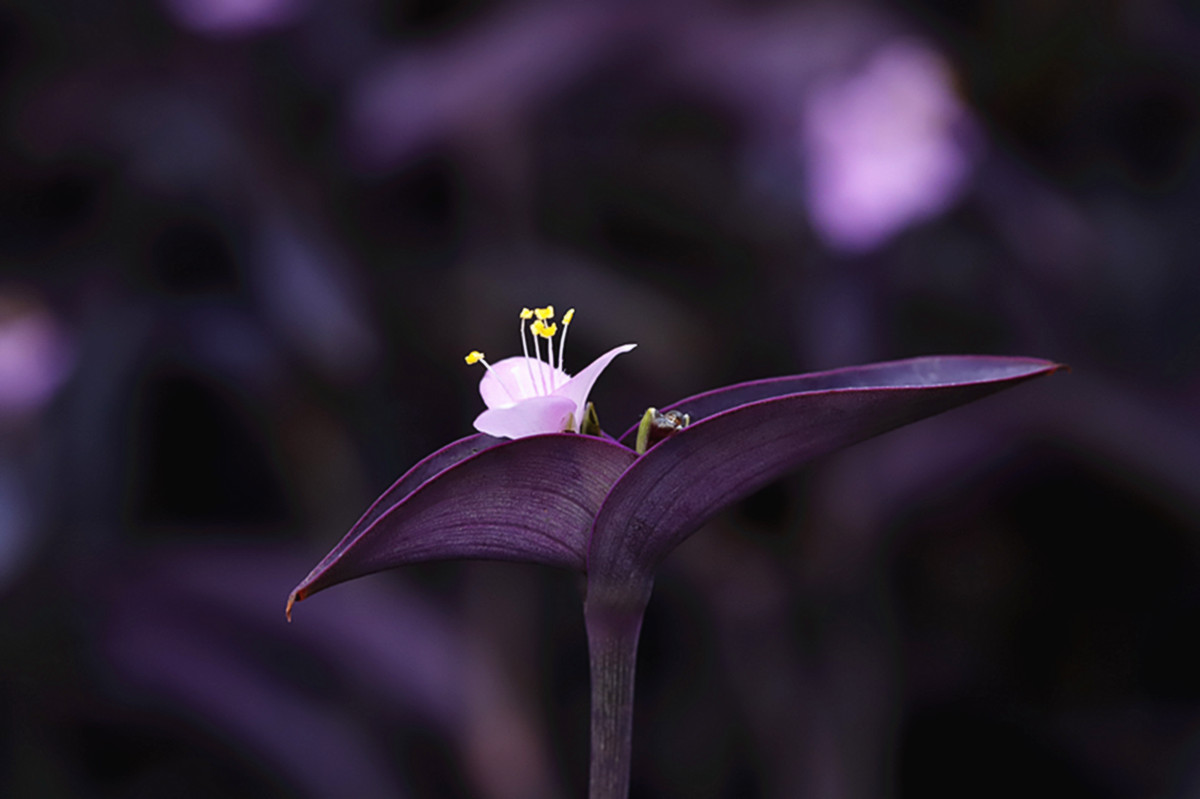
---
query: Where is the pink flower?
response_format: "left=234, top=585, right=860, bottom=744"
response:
left=466, top=306, right=635, bottom=439
left=801, top=40, right=977, bottom=252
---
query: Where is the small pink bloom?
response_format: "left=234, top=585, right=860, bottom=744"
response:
left=466, top=307, right=635, bottom=439
left=801, top=40, right=977, bottom=252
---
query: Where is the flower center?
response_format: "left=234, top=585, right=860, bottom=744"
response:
left=464, top=305, right=576, bottom=400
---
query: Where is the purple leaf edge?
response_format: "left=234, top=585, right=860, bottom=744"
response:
left=288, top=433, right=637, bottom=618
left=593, top=356, right=1065, bottom=588
left=616, top=355, right=1063, bottom=445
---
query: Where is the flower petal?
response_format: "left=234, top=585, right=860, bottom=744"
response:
left=593, top=356, right=1064, bottom=591
left=552, top=343, right=637, bottom=427
left=479, top=356, right=567, bottom=408
left=473, top=394, right=578, bottom=438
left=288, top=434, right=638, bottom=617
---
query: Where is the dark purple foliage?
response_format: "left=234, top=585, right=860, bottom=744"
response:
left=289, top=356, right=1062, bottom=612
left=3, top=0, right=1197, bottom=796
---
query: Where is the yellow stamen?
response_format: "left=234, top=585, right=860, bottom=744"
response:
left=519, top=310, right=538, bottom=393
left=478, top=305, right=577, bottom=397
left=558, top=308, right=575, bottom=373
left=528, top=318, right=549, bottom=393
left=542, top=322, right=559, bottom=387
left=464, top=350, right=517, bottom=402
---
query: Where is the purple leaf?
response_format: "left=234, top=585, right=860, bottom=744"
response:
left=617, top=355, right=1060, bottom=443
left=354, top=433, right=500, bottom=534
left=592, top=356, right=1064, bottom=588
left=288, top=434, right=637, bottom=617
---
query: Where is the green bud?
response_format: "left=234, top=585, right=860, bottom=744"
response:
left=581, top=402, right=603, bottom=437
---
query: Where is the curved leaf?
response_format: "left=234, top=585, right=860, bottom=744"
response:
left=289, top=434, right=637, bottom=617
left=617, top=356, right=1060, bottom=445
left=593, top=357, right=1064, bottom=589
left=354, top=433, right=500, bottom=535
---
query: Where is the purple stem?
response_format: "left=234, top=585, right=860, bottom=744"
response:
left=584, top=582, right=652, bottom=799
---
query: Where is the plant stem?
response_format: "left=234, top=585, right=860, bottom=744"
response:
left=584, top=588, right=650, bottom=799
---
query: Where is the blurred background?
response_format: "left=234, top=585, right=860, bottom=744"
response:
left=2, top=0, right=1199, bottom=797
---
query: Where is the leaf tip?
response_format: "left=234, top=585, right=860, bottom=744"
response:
left=285, top=590, right=303, bottom=622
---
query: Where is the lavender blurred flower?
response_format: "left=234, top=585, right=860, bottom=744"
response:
left=0, top=291, right=74, bottom=419
left=288, top=307, right=1062, bottom=798
left=801, top=40, right=977, bottom=252
left=161, top=0, right=306, bottom=35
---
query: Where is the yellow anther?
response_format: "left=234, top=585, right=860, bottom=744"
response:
left=520, top=308, right=533, bottom=320
left=531, top=319, right=558, bottom=339
left=535, top=305, right=555, bottom=320
left=563, top=308, right=575, bottom=325
left=465, top=351, right=485, bottom=365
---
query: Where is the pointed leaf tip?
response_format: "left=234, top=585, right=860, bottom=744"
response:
left=289, top=434, right=638, bottom=607
left=594, top=355, right=1064, bottom=587
left=285, top=586, right=312, bottom=621
left=618, top=355, right=1064, bottom=445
